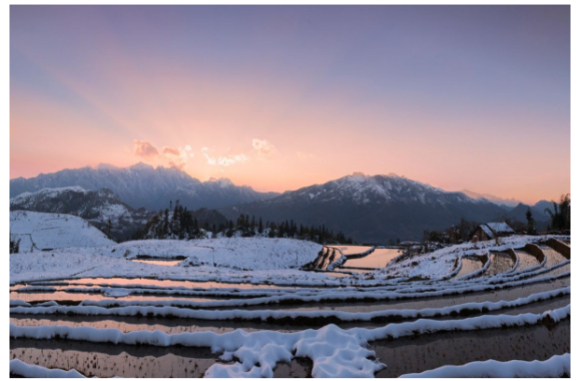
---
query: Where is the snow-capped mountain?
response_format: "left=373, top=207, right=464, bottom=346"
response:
left=10, top=186, right=154, bottom=241
left=460, top=189, right=521, bottom=209
left=221, top=173, right=508, bottom=243
left=10, top=163, right=279, bottom=211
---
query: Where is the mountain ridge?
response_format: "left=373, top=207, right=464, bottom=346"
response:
left=10, top=162, right=279, bottom=211
left=220, top=173, right=509, bottom=243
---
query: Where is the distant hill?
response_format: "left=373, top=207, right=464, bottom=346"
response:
left=10, top=163, right=279, bottom=211
left=505, top=200, right=553, bottom=232
left=10, top=210, right=115, bottom=252
left=10, top=186, right=154, bottom=241
left=460, top=189, right=521, bottom=209
left=221, top=173, right=508, bottom=244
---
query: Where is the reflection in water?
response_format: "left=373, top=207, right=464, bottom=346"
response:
left=342, top=249, right=403, bottom=269
left=21, top=277, right=291, bottom=290
left=10, top=342, right=216, bottom=378
left=373, top=320, right=570, bottom=377
left=326, top=245, right=373, bottom=254
left=130, top=259, right=183, bottom=266
left=324, top=271, right=353, bottom=278
left=9, top=290, right=219, bottom=304
left=514, top=250, right=541, bottom=271
left=9, top=316, right=300, bottom=334
left=485, top=252, right=514, bottom=277
left=13, top=319, right=568, bottom=378
left=279, top=277, right=570, bottom=313
left=525, top=263, right=571, bottom=279
left=453, top=257, right=483, bottom=279
left=540, top=247, right=568, bottom=268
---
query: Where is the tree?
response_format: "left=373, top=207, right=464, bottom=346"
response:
left=10, top=235, right=20, bottom=254
left=545, top=194, right=571, bottom=231
left=525, top=208, right=536, bottom=235
left=106, top=218, right=113, bottom=238
left=258, top=218, right=263, bottom=234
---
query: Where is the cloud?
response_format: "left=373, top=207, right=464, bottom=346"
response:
left=297, top=151, right=315, bottom=161
left=168, top=160, right=185, bottom=170
left=203, top=152, right=216, bottom=165
left=162, top=146, right=180, bottom=156
left=201, top=147, right=209, bottom=153
left=204, top=152, right=247, bottom=167
left=218, top=154, right=248, bottom=167
left=252, top=139, right=275, bottom=157
left=133, top=140, right=159, bottom=158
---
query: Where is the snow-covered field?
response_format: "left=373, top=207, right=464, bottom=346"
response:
left=98, top=237, right=322, bottom=270
left=9, top=212, right=570, bottom=377
left=10, top=211, right=114, bottom=252
left=10, top=237, right=326, bottom=285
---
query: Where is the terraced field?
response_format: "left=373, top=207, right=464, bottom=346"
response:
left=9, top=236, right=570, bottom=377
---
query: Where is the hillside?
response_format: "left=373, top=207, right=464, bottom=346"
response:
left=221, top=173, right=508, bottom=243
left=10, top=187, right=154, bottom=241
left=10, top=211, right=115, bottom=253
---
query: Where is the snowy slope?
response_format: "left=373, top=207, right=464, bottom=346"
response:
left=10, top=211, right=115, bottom=252
left=10, top=187, right=154, bottom=241
left=9, top=238, right=329, bottom=285
left=81, top=237, right=322, bottom=271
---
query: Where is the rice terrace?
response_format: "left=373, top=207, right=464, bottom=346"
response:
left=8, top=3, right=571, bottom=378
left=9, top=218, right=571, bottom=377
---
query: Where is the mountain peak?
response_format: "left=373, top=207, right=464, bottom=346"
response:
left=207, top=177, right=234, bottom=187
left=10, top=162, right=278, bottom=211
left=129, top=162, right=154, bottom=170
left=96, top=163, right=120, bottom=170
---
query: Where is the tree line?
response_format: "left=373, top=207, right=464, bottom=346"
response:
left=135, top=200, right=354, bottom=245
left=423, top=193, right=571, bottom=247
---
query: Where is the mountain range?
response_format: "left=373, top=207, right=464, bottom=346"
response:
left=10, top=165, right=554, bottom=243
left=220, top=173, right=511, bottom=243
left=10, top=163, right=279, bottom=211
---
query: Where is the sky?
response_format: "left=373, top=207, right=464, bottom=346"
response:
left=10, top=5, right=570, bottom=204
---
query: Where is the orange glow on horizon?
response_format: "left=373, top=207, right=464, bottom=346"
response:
left=10, top=6, right=570, bottom=206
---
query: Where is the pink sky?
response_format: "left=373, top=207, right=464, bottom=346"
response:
left=10, top=6, right=570, bottom=204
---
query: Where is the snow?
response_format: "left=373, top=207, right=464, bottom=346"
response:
left=10, top=232, right=569, bottom=290
left=8, top=211, right=571, bottom=378
left=480, top=224, right=495, bottom=238
left=10, top=359, right=87, bottom=378
left=11, top=286, right=570, bottom=322
left=10, top=237, right=329, bottom=285
left=279, top=172, right=486, bottom=207
left=399, top=353, right=570, bottom=378
left=106, top=238, right=322, bottom=270
left=10, top=306, right=569, bottom=378
left=383, top=234, right=568, bottom=280
left=10, top=211, right=114, bottom=252
left=10, top=186, right=88, bottom=205
left=486, top=222, right=515, bottom=234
